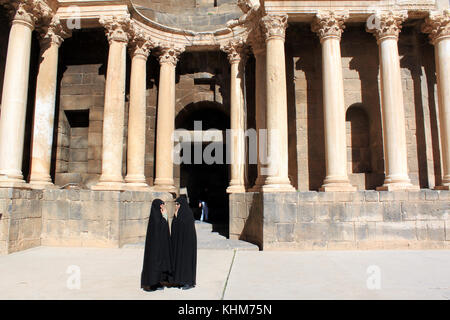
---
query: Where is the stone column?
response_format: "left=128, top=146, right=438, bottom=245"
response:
left=153, top=46, right=184, bottom=194
left=312, top=11, right=356, bottom=192
left=0, top=1, right=43, bottom=187
left=29, top=18, right=70, bottom=188
left=221, top=39, right=247, bottom=193
left=92, top=16, right=130, bottom=191
left=260, top=14, right=295, bottom=192
left=250, top=36, right=267, bottom=191
left=368, top=11, right=418, bottom=191
left=124, top=32, right=153, bottom=190
left=422, top=10, right=450, bottom=190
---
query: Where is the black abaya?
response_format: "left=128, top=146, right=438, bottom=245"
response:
left=141, top=199, right=172, bottom=290
left=170, top=197, right=197, bottom=287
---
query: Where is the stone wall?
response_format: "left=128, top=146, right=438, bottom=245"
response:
left=0, top=188, right=174, bottom=255
left=230, top=191, right=450, bottom=250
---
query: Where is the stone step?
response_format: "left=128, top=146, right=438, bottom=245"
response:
left=122, top=221, right=258, bottom=251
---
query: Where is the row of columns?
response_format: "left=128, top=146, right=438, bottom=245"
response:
left=0, top=5, right=449, bottom=192
left=245, top=10, right=450, bottom=192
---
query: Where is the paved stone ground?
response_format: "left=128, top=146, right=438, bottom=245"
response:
left=0, top=246, right=449, bottom=300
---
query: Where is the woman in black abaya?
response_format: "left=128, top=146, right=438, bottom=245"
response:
left=141, top=199, right=172, bottom=291
left=170, top=196, right=197, bottom=290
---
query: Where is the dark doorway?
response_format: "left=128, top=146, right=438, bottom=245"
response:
left=175, top=101, right=230, bottom=237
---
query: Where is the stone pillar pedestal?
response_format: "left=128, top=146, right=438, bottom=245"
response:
left=29, top=19, right=69, bottom=189
left=260, top=14, right=295, bottom=192
left=221, top=40, right=247, bottom=193
left=0, top=5, right=36, bottom=188
left=312, top=11, right=356, bottom=192
left=369, top=11, right=418, bottom=191
left=153, top=46, right=184, bottom=194
left=124, top=34, right=152, bottom=191
left=92, top=16, right=130, bottom=191
left=423, top=10, right=450, bottom=190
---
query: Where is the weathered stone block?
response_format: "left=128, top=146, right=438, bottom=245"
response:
left=424, top=190, right=439, bottom=201
left=280, top=202, right=297, bottom=223
left=298, top=203, right=314, bottom=222
left=416, top=220, right=445, bottom=241
left=263, top=202, right=280, bottom=223
left=298, top=191, right=318, bottom=202
left=276, top=223, right=295, bottom=242
left=379, top=191, right=394, bottom=201
left=69, top=202, right=82, bottom=220
left=374, top=221, right=416, bottom=241
left=295, top=222, right=329, bottom=241
left=383, top=202, right=402, bottom=221
left=328, top=222, right=355, bottom=241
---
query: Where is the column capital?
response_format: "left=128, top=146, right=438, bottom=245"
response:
left=220, top=38, right=248, bottom=64
left=261, top=14, right=288, bottom=42
left=99, top=15, right=131, bottom=44
left=248, top=24, right=266, bottom=55
left=157, top=45, right=185, bottom=66
left=422, top=9, right=450, bottom=45
left=311, top=11, right=349, bottom=42
left=129, top=25, right=154, bottom=59
left=7, top=0, right=53, bottom=29
left=367, top=10, right=407, bottom=43
left=38, top=16, right=71, bottom=49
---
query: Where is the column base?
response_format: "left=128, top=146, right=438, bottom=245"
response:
left=261, top=183, right=296, bottom=193
left=152, top=184, right=177, bottom=194
left=0, top=176, right=29, bottom=189
left=91, top=182, right=125, bottom=191
left=226, top=185, right=246, bottom=193
left=320, top=183, right=357, bottom=192
left=123, top=183, right=152, bottom=191
left=28, top=181, right=57, bottom=190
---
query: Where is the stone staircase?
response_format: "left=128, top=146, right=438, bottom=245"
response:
left=123, top=221, right=259, bottom=251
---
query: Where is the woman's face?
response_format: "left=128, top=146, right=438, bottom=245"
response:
left=175, top=202, right=180, bottom=214
left=160, top=202, right=166, bottom=213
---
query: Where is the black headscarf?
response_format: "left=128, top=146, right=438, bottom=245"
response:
left=170, top=196, right=197, bottom=287
left=141, top=199, right=172, bottom=289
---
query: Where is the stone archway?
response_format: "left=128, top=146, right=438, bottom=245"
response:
left=175, top=101, right=230, bottom=235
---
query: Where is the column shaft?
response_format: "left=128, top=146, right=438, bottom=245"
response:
left=29, top=40, right=60, bottom=187
left=435, top=38, right=450, bottom=188
left=320, top=37, right=355, bottom=191
left=261, top=15, right=295, bottom=192
left=92, top=40, right=127, bottom=190
left=377, top=38, right=415, bottom=190
left=153, top=61, right=177, bottom=193
left=0, top=17, right=34, bottom=186
left=227, top=59, right=246, bottom=193
left=125, top=53, right=149, bottom=188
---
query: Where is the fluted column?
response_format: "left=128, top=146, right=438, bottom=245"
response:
left=153, top=46, right=184, bottom=194
left=368, top=11, right=418, bottom=191
left=312, top=11, right=356, bottom=192
left=29, top=18, right=70, bottom=188
left=0, top=1, right=44, bottom=187
left=92, top=16, right=130, bottom=191
left=124, top=31, right=153, bottom=190
left=221, top=39, right=247, bottom=193
left=422, top=9, right=450, bottom=190
left=250, top=36, right=267, bottom=191
left=260, top=14, right=295, bottom=192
